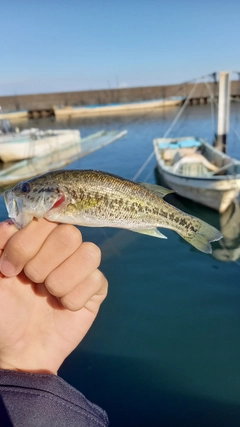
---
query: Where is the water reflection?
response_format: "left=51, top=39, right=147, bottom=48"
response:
left=172, top=195, right=240, bottom=263
left=155, top=167, right=240, bottom=262
left=212, top=199, right=240, bottom=262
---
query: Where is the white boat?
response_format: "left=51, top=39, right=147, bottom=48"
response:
left=153, top=136, right=240, bottom=213
left=54, top=97, right=184, bottom=118
left=0, top=110, right=28, bottom=121
left=0, top=129, right=127, bottom=190
left=0, top=128, right=81, bottom=163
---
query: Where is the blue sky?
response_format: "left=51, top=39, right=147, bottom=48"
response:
left=1, top=0, right=240, bottom=95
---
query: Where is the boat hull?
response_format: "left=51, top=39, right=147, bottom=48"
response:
left=0, top=130, right=81, bottom=162
left=154, top=137, right=240, bottom=213
left=54, top=97, right=184, bottom=118
left=157, top=166, right=239, bottom=213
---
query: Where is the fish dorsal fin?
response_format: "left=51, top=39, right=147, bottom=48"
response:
left=139, top=183, right=174, bottom=198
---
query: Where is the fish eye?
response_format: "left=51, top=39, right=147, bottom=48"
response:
left=20, top=182, right=31, bottom=194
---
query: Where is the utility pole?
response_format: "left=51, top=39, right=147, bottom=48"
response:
left=215, top=71, right=230, bottom=153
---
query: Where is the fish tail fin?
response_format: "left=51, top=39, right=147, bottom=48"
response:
left=177, top=220, right=222, bottom=254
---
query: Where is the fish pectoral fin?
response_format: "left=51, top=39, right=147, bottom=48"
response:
left=139, top=183, right=174, bottom=198
left=130, top=228, right=167, bottom=239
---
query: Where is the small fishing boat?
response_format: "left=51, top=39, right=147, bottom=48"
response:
left=153, top=136, right=240, bottom=213
left=54, top=97, right=184, bottom=118
left=0, top=129, right=127, bottom=191
left=0, top=110, right=28, bottom=121
left=153, top=72, right=240, bottom=213
left=0, top=128, right=81, bottom=163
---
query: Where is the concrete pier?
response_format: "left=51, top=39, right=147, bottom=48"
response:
left=0, top=80, right=240, bottom=118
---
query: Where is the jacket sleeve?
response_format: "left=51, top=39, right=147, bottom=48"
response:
left=0, top=369, right=109, bottom=427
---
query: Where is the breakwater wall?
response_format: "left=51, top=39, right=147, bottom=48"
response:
left=1, top=81, right=240, bottom=113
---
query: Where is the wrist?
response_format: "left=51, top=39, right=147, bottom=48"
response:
left=0, top=353, right=59, bottom=375
left=0, top=363, right=57, bottom=375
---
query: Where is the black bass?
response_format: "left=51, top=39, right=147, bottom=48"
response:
left=4, top=170, right=222, bottom=253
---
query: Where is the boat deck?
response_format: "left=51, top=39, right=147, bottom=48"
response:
left=155, top=137, right=240, bottom=178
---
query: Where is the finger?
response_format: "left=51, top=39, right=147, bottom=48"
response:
left=60, top=269, right=108, bottom=311
left=0, top=220, right=18, bottom=254
left=0, top=218, right=58, bottom=277
left=44, top=242, right=101, bottom=297
left=24, top=224, right=83, bottom=283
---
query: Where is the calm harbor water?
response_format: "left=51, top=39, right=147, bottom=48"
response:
left=1, top=104, right=240, bottom=426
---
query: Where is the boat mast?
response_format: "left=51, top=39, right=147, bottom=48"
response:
left=215, top=71, right=231, bottom=153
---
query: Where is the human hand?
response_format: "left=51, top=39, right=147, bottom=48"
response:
left=0, top=219, right=108, bottom=375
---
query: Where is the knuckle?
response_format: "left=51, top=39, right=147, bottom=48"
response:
left=61, top=296, right=79, bottom=311
left=81, top=242, right=101, bottom=267
left=91, top=269, right=108, bottom=297
left=91, top=268, right=103, bottom=285
left=57, top=225, right=82, bottom=250
left=102, top=275, right=108, bottom=297
left=24, top=262, right=45, bottom=283
left=99, top=273, right=109, bottom=299
left=10, top=239, right=32, bottom=260
left=45, top=274, right=63, bottom=297
left=60, top=270, right=108, bottom=312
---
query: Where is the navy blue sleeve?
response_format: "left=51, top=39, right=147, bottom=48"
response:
left=0, top=369, right=109, bottom=427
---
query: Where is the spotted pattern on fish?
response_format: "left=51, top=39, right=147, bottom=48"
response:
left=4, top=169, right=222, bottom=253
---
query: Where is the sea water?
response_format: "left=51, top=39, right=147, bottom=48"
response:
left=1, top=104, right=240, bottom=426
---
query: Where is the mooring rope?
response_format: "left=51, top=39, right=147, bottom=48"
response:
left=132, top=82, right=198, bottom=181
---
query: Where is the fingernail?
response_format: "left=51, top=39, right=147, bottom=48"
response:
left=0, top=259, right=16, bottom=277
left=1, top=219, right=14, bottom=226
left=4, top=219, right=14, bottom=225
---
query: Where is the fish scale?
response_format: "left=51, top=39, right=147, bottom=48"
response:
left=4, top=169, right=222, bottom=253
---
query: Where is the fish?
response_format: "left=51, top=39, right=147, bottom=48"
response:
left=4, top=169, right=222, bottom=253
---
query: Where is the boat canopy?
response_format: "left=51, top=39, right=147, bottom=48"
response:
left=159, top=139, right=201, bottom=150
